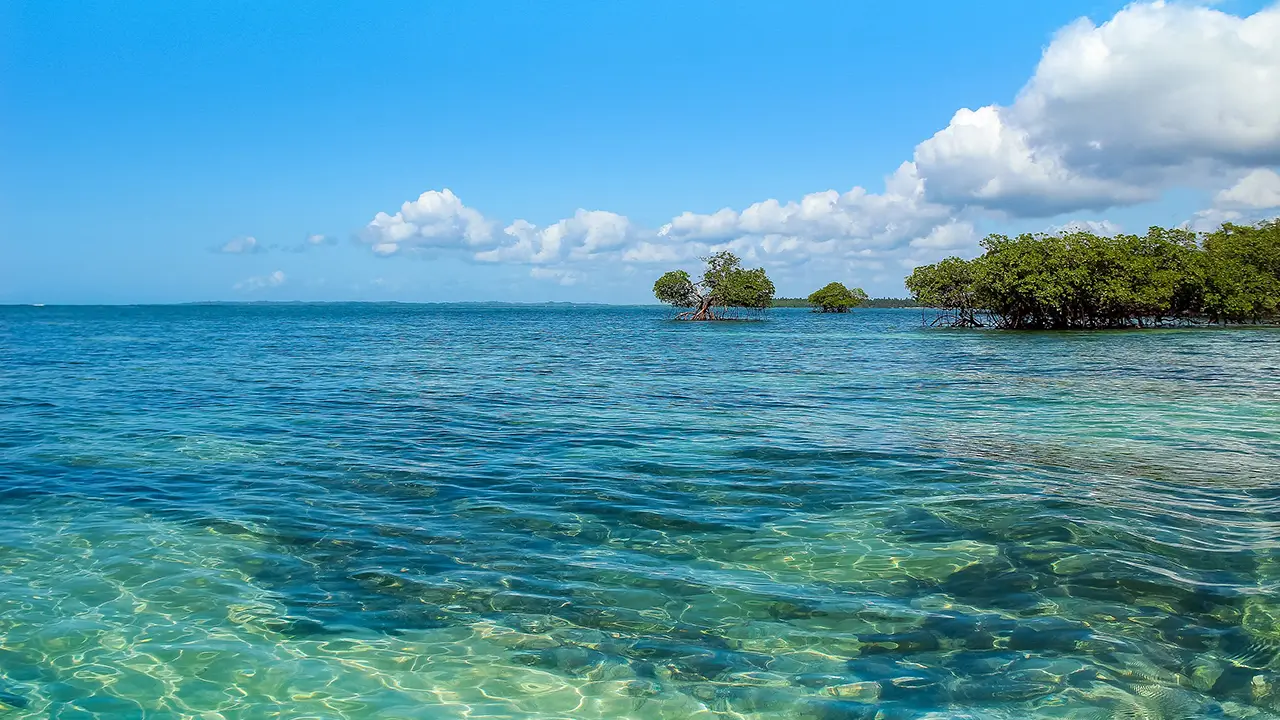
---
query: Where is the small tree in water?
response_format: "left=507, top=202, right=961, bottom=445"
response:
left=807, top=282, right=868, bottom=313
left=654, top=251, right=775, bottom=320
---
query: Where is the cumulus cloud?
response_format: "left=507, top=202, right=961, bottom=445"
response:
left=234, top=270, right=286, bottom=291
left=476, top=210, right=638, bottom=264
left=1186, top=208, right=1242, bottom=232
left=219, top=236, right=261, bottom=254
left=361, top=189, right=496, bottom=256
left=621, top=240, right=696, bottom=264
left=914, top=2, right=1280, bottom=216
left=646, top=162, right=964, bottom=268
left=908, top=221, right=978, bottom=250
left=1188, top=167, right=1280, bottom=230
left=1213, top=168, right=1280, bottom=210
left=889, top=221, right=982, bottom=271
left=660, top=164, right=943, bottom=246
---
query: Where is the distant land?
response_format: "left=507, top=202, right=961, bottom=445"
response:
left=772, top=297, right=918, bottom=309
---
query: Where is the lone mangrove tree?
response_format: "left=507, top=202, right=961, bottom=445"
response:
left=654, top=251, right=775, bottom=320
left=807, top=282, right=869, bottom=313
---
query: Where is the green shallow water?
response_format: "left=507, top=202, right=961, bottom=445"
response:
left=1, top=304, right=1278, bottom=719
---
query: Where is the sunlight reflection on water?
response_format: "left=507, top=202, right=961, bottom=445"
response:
left=1, top=304, right=1278, bottom=718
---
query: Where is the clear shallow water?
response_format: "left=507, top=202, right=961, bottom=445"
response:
left=1, top=304, right=1279, bottom=720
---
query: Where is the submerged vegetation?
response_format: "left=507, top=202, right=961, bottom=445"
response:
left=906, top=220, right=1280, bottom=329
left=654, top=251, right=775, bottom=320
left=806, top=282, right=869, bottom=313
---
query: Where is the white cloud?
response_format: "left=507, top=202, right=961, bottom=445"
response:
left=357, top=171, right=972, bottom=290
left=476, top=210, right=638, bottom=264
left=367, top=164, right=962, bottom=276
left=908, top=221, right=978, bottom=250
left=913, top=107, right=1149, bottom=215
left=621, top=241, right=694, bottom=264
left=891, top=221, right=981, bottom=271
left=1188, top=167, right=1280, bottom=230
left=1186, top=207, right=1244, bottom=232
left=1213, top=168, right=1280, bottom=210
left=660, top=163, right=945, bottom=247
left=220, top=236, right=261, bottom=254
left=914, top=2, right=1280, bottom=216
left=647, top=163, right=964, bottom=269
left=660, top=208, right=741, bottom=242
left=234, top=270, right=286, bottom=291
left=361, top=189, right=496, bottom=256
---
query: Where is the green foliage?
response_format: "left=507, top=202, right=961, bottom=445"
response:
left=653, top=270, right=699, bottom=308
left=1199, top=220, right=1280, bottom=323
left=700, top=251, right=741, bottom=297
left=652, top=252, right=776, bottom=319
left=715, top=266, right=775, bottom=310
left=906, top=257, right=982, bottom=326
left=904, top=220, right=1280, bottom=329
left=806, top=282, right=868, bottom=312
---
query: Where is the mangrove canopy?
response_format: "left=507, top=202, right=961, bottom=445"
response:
left=807, top=282, right=869, bottom=313
left=654, top=251, right=775, bottom=320
left=905, top=220, right=1280, bottom=329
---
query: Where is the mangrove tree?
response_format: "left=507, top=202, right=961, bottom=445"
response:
left=654, top=251, right=775, bottom=320
left=807, top=282, right=869, bottom=313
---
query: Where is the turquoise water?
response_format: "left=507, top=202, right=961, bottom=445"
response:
left=2, top=304, right=1279, bottom=719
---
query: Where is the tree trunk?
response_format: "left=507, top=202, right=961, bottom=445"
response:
left=689, top=296, right=716, bottom=321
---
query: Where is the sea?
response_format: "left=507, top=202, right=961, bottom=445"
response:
left=1, top=303, right=1278, bottom=719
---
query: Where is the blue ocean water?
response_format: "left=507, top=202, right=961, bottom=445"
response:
left=1, top=303, right=1279, bottom=719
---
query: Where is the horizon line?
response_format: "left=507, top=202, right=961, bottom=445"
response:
left=1, top=299, right=917, bottom=308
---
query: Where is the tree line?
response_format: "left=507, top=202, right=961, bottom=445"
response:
left=906, top=220, right=1280, bottom=329
left=651, top=219, right=1278, bottom=327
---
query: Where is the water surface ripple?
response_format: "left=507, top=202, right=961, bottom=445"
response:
left=2, top=305, right=1279, bottom=719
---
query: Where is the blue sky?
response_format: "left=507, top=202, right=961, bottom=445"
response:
left=2, top=0, right=1278, bottom=304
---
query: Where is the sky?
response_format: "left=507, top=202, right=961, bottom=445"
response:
left=2, top=0, right=1279, bottom=304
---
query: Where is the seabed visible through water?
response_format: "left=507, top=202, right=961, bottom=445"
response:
left=1, top=304, right=1278, bottom=719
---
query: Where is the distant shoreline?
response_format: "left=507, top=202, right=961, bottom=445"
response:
left=772, top=297, right=920, bottom=309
